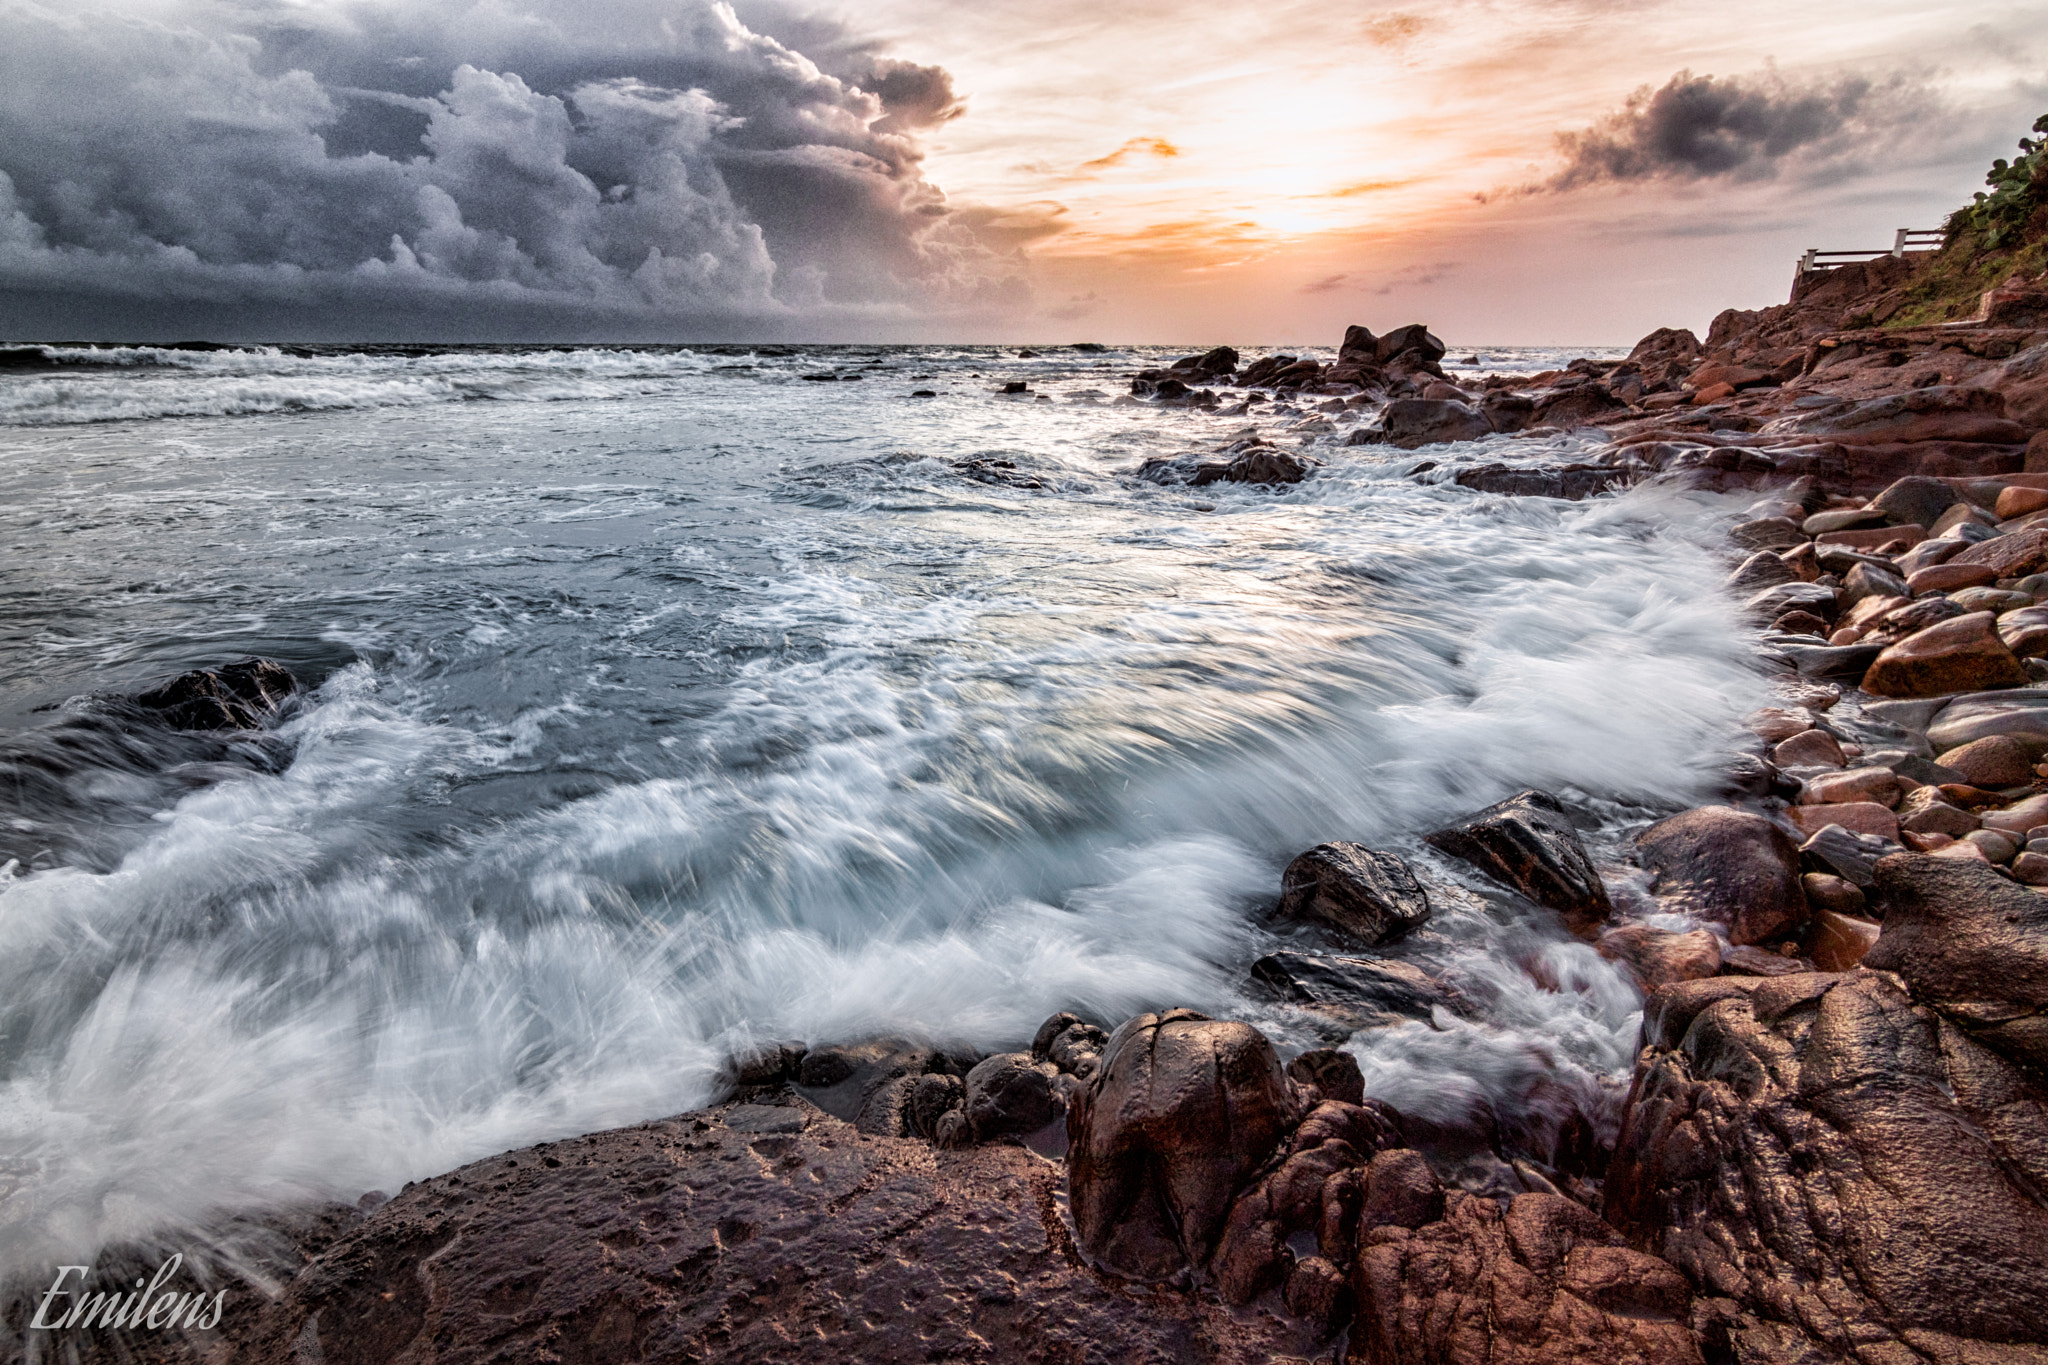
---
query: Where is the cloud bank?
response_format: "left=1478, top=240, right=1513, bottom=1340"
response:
left=0, top=0, right=1026, bottom=339
left=1547, top=68, right=1947, bottom=190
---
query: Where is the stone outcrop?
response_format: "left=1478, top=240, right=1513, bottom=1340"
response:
left=132, top=657, right=298, bottom=731
left=1604, top=856, right=2048, bottom=1365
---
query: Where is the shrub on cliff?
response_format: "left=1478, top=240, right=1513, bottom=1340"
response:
left=1946, top=114, right=2048, bottom=249
left=1882, top=114, right=2048, bottom=327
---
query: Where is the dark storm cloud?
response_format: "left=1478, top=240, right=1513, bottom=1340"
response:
left=1547, top=68, right=1945, bottom=190
left=0, top=0, right=1023, bottom=339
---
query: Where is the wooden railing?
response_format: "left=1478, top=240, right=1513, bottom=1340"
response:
left=1797, top=229, right=1943, bottom=275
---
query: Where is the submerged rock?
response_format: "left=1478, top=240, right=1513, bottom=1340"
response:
left=132, top=657, right=297, bottom=731
left=1249, top=951, right=1463, bottom=1029
left=1423, top=789, right=1613, bottom=933
left=1276, top=842, right=1432, bottom=945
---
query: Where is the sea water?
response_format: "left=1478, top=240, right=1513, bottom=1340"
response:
left=0, top=341, right=1761, bottom=1283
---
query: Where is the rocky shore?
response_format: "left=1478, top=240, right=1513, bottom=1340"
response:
left=15, top=245, right=2048, bottom=1365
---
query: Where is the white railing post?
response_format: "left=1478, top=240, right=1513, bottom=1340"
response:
left=1892, top=229, right=1909, bottom=257
left=1799, top=249, right=1817, bottom=273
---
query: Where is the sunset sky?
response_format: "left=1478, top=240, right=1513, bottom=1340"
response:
left=0, top=0, right=2043, bottom=344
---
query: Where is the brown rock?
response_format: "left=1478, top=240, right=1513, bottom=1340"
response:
left=1936, top=734, right=2040, bottom=788
left=1354, top=1193, right=1702, bottom=1365
left=1799, top=871, right=1867, bottom=917
left=1998, top=485, right=2048, bottom=521
left=1277, top=843, right=1432, bottom=946
left=1860, top=611, right=2030, bottom=698
left=1746, top=706, right=1814, bottom=743
left=1598, top=924, right=1723, bottom=992
left=1785, top=801, right=1901, bottom=840
left=1693, top=381, right=1736, bottom=405
left=1806, top=908, right=1881, bottom=971
left=1815, top=522, right=1924, bottom=551
left=1955, top=524, right=2048, bottom=578
left=1424, top=790, right=1612, bottom=933
left=1980, top=792, right=2048, bottom=835
left=1798, top=766, right=1902, bottom=809
left=1634, top=807, right=1805, bottom=946
left=140, top=1098, right=1340, bottom=1365
left=1770, top=728, right=1843, bottom=768
left=1358, top=1148, right=1446, bottom=1233
left=1771, top=609, right=1828, bottom=636
left=1905, top=561, right=1999, bottom=594
left=1066, top=1009, right=1297, bottom=1280
left=1604, top=969, right=2048, bottom=1363
left=1866, top=853, right=2048, bottom=1069
left=1896, top=787, right=1981, bottom=837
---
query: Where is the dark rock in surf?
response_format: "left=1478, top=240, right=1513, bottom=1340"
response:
left=1066, top=1009, right=1297, bottom=1281
left=1423, top=790, right=1613, bottom=933
left=1450, top=464, right=1628, bottom=500
left=1375, top=324, right=1446, bottom=366
left=1371, top=398, right=1493, bottom=449
left=939, top=1052, right=1061, bottom=1147
left=1030, top=1012, right=1107, bottom=1079
left=133, top=658, right=297, bottom=732
left=1277, top=842, right=1432, bottom=945
left=1171, top=346, right=1239, bottom=376
left=1285, top=1048, right=1367, bottom=1107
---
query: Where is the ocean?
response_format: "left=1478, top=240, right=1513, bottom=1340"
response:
left=0, top=340, right=1761, bottom=1282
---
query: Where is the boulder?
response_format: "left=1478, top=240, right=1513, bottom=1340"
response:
left=1452, top=464, right=1628, bottom=500
left=1224, top=447, right=1314, bottom=485
left=1634, top=807, right=1806, bottom=946
left=1806, top=908, right=1881, bottom=972
left=1425, top=790, right=1613, bottom=933
left=1727, top=550, right=1797, bottom=593
left=1285, top=1049, right=1368, bottom=1108
left=1926, top=689, right=2048, bottom=750
left=1339, top=325, right=1379, bottom=362
left=1895, top=787, right=1980, bottom=838
left=1598, top=924, right=1724, bottom=993
left=1239, top=355, right=1297, bottom=387
left=1935, top=734, right=2040, bottom=788
left=1866, top=475, right=1960, bottom=529
left=132, top=658, right=297, bottom=731
left=1355, top=1193, right=1703, bottom=1365
left=1797, top=823, right=1905, bottom=888
left=1954, top=524, right=2048, bottom=578
left=1786, top=801, right=1900, bottom=841
left=1838, top=561, right=1910, bottom=610
left=1866, top=854, right=2048, bottom=1069
left=1375, top=398, right=1493, bottom=449
left=1860, top=611, right=2031, bottom=697
left=942, top=1053, right=1062, bottom=1147
left=1030, top=1012, right=1107, bottom=1079
left=1804, top=507, right=1886, bottom=535
left=1799, top=871, right=1867, bottom=918
left=1770, top=728, right=1843, bottom=768
left=1533, top=384, right=1629, bottom=429
left=1276, top=843, right=1432, bottom=945
left=1249, top=951, right=1463, bottom=1030
left=1604, top=969, right=2048, bottom=1364
left=1905, top=561, right=1998, bottom=594
left=1480, top=392, right=1536, bottom=433
left=1066, top=1009, right=1297, bottom=1280
left=1376, top=324, right=1446, bottom=366
left=1729, top=517, right=1806, bottom=551
left=1798, top=766, right=1902, bottom=809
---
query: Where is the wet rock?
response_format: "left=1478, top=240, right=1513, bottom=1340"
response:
left=1277, top=842, right=1432, bottom=946
left=1285, top=1048, right=1367, bottom=1107
left=1375, top=323, right=1446, bottom=366
left=1598, top=924, right=1724, bottom=992
left=1906, top=561, right=1998, bottom=594
left=1806, top=908, right=1881, bottom=971
left=902, top=1072, right=966, bottom=1141
left=1983, top=793, right=2048, bottom=835
left=1861, top=611, right=2030, bottom=697
left=132, top=658, right=297, bottom=731
left=1804, top=507, right=1887, bottom=535
left=1718, top=943, right=1816, bottom=976
left=1533, top=383, right=1629, bottom=428
left=1606, top=964, right=2048, bottom=1364
left=168, top=1099, right=1340, bottom=1365
left=1838, top=560, right=1909, bottom=608
left=1799, top=384, right=2029, bottom=446
left=1283, top=1256, right=1352, bottom=1336
left=1926, top=689, right=2048, bottom=750
left=1358, top=1147, right=1446, bottom=1233
left=1424, top=789, right=1613, bottom=933
left=1770, top=728, right=1843, bottom=768
left=1250, top=952, right=1465, bottom=1031
left=1954, top=524, right=2048, bottom=578
left=1798, top=765, right=1902, bottom=809
left=1935, top=733, right=2040, bottom=788
left=1374, top=398, right=1493, bottom=448
left=1223, top=446, right=1314, bottom=485
left=942, top=1053, right=1062, bottom=1147
left=1787, top=801, right=1900, bottom=841
left=1066, top=1009, right=1297, bottom=1281
left=1729, top=516, right=1805, bottom=551
left=1776, top=640, right=1885, bottom=682
left=1030, top=1012, right=1107, bottom=1079
left=1634, top=807, right=1805, bottom=947
left=1355, top=1194, right=1702, bottom=1365
left=1799, top=871, right=1867, bottom=917
left=1480, top=391, right=1536, bottom=433
left=1866, top=474, right=1960, bottom=529
left=1863, top=592, right=1966, bottom=644
left=1866, top=853, right=2048, bottom=1068
left=1727, top=549, right=1797, bottom=592
left=1895, top=787, right=1981, bottom=838
left=794, top=1039, right=973, bottom=1137
left=1451, top=463, right=1628, bottom=500
left=1770, top=609, right=1828, bottom=636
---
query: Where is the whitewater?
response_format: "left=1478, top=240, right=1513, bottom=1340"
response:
left=0, top=341, right=1765, bottom=1284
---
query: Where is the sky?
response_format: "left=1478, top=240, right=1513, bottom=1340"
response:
left=0, top=0, right=2043, bottom=345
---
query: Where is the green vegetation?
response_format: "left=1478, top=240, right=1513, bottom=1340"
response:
left=1880, top=116, right=2048, bottom=328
